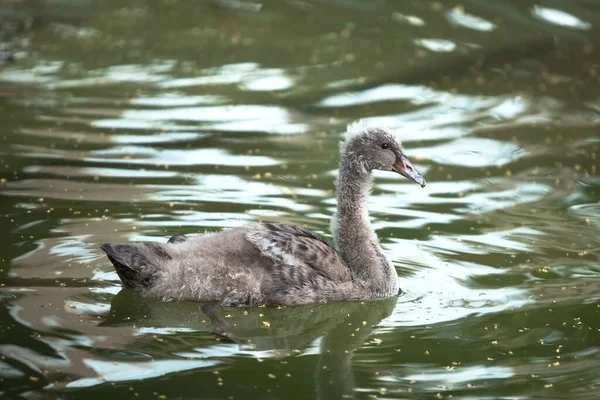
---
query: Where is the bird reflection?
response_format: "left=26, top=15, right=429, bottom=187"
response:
left=103, top=290, right=396, bottom=398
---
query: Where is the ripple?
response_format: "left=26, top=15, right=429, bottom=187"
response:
left=378, top=178, right=550, bottom=226
left=532, top=6, right=591, bottom=30
left=317, top=84, right=437, bottom=108
left=240, top=73, right=294, bottom=91
left=23, top=165, right=180, bottom=179
left=347, top=104, right=472, bottom=141
left=1, top=178, right=162, bottom=204
left=446, top=7, right=497, bottom=31
left=416, top=138, right=523, bottom=167
left=414, top=38, right=457, bottom=52
left=48, top=62, right=176, bottom=88
left=316, top=83, right=500, bottom=110
left=65, top=359, right=220, bottom=388
left=157, top=62, right=291, bottom=90
left=21, top=127, right=203, bottom=143
left=490, top=96, right=530, bottom=120
left=9, top=144, right=278, bottom=167
left=91, top=146, right=278, bottom=167
left=130, top=94, right=226, bottom=107
left=569, top=203, right=600, bottom=227
left=101, top=105, right=308, bottom=134
left=147, top=174, right=318, bottom=211
left=384, top=238, right=531, bottom=326
left=0, top=360, right=25, bottom=379
left=122, top=105, right=288, bottom=123
left=391, top=12, right=425, bottom=26
left=403, top=364, right=513, bottom=383
left=51, top=236, right=96, bottom=262
left=425, top=227, right=541, bottom=255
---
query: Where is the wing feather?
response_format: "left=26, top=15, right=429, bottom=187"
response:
left=246, top=223, right=351, bottom=284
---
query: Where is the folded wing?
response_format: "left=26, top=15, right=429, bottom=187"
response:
left=246, top=223, right=352, bottom=286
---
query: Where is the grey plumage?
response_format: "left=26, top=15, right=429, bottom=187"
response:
left=100, top=122, right=426, bottom=306
left=167, top=234, right=188, bottom=244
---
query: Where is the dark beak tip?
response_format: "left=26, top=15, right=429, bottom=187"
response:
left=393, top=155, right=426, bottom=187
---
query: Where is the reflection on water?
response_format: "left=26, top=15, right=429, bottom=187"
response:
left=0, top=0, right=599, bottom=398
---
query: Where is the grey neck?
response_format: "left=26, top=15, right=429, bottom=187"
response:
left=333, top=157, right=398, bottom=295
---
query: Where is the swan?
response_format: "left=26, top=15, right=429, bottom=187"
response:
left=101, top=122, right=426, bottom=306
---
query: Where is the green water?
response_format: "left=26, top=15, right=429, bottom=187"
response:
left=0, top=0, right=599, bottom=398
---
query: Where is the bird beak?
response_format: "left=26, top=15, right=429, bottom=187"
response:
left=392, top=150, right=426, bottom=188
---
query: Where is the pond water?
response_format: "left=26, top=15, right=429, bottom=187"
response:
left=1, top=0, right=599, bottom=398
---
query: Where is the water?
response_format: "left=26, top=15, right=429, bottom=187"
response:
left=0, top=0, right=599, bottom=398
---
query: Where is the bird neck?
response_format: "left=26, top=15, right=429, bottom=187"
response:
left=333, top=158, right=398, bottom=295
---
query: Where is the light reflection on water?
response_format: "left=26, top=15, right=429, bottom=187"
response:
left=0, top=0, right=599, bottom=399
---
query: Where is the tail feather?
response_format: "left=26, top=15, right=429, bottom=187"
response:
left=100, top=242, right=166, bottom=290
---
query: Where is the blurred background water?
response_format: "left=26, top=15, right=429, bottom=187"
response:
left=0, top=0, right=599, bottom=398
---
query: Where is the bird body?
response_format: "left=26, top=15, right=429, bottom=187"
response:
left=101, top=122, right=426, bottom=306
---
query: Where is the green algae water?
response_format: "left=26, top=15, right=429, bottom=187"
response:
left=1, top=0, right=599, bottom=398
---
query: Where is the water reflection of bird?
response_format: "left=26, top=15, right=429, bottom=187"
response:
left=100, top=122, right=426, bottom=306
left=103, top=290, right=397, bottom=398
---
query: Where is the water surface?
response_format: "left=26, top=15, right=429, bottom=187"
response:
left=1, top=0, right=599, bottom=398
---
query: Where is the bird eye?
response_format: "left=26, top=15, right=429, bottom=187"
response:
left=381, top=143, right=390, bottom=149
